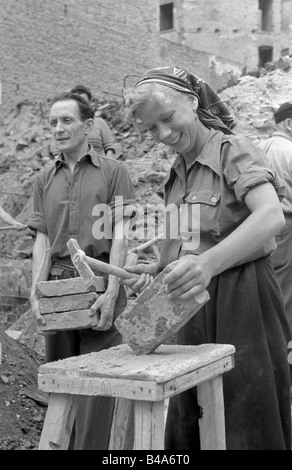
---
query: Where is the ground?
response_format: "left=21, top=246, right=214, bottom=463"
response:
left=0, top=328, right=47, bottom=450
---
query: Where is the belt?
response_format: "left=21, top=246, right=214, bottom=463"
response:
left=49, top=265, right=80, bottom=280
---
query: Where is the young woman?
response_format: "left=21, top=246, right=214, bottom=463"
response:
left=122, top=67, right=292, bottom=450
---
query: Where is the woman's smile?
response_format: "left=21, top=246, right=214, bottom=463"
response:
left=166, top=132, right=183, bottom=145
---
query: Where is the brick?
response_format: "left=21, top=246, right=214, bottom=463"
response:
left=37, top=277, right=105, bottom=298
left=39, top=292, right=98, bottom=314
left=115, top=266, right=210, bottom=355
left=40, top=309, right=98, bottom=332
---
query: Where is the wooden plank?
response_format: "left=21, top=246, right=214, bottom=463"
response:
left=39, top=309, right=98, bottom=332
left=109, top=399, right=134, bottom=450
left=38, top=374, right=161, bottom=401
left=134, top=401, right=165, bottom=450
left=38, top=355, right=234, bottom=401
left=38, top=393, right=76, bottom=450
left=37, top=276, right=105, bottom=298
left=39, top=292, right=98, bottom=314
left=162, top=356, right=234, bottom=399
left=197, top=376, right=226, bottom=450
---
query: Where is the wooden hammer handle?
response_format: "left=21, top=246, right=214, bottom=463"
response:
left=0, top=225, right=27, bottom=231
left=85, top=256, right=140, bottom=280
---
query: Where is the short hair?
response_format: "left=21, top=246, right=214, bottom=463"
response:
left=274, top=102, right=292, bottom=124
left=123, top=83, right=193, bottom=124
left=50, top=92, right=95, bottom=121
left=70, top=84, right=92, bottom=102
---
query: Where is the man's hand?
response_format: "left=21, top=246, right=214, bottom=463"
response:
left=30, top=292, right=56, bottom=336
left=88, top=290, right=117, bottom=331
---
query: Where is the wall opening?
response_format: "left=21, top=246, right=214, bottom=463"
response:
left=259, top=0, right=273, bottom=32
left=259, top=46, right=273, bottom=66
left=160, top=3, right=174, bottom=31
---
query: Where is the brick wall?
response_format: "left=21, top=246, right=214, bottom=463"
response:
left=0, top=295, right=30, bottom=329
left=0, top=0, right=160, bottom=114
left=0, top=258, right=31, bottom=328
left=1, top=0, right=291, bottom=116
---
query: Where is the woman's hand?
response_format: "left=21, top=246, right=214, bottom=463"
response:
left=14, top=222, right=27, bottom=231
left=164, top=255, right=212, bottom=300
left=121, top=261, right=159, bottom=294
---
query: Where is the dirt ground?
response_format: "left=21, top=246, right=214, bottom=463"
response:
left=0, top=328, right=47, bottom=450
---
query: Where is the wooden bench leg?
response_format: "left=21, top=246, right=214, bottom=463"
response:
left=38, top=393, right=76, bottom=450
left=197, top=376, right=226, bottom=450
left=133, top=401, right=165, bottom=450
left=109, top=398, right=134, bottom=450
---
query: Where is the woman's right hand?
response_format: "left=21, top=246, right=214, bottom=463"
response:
left=121, top=262, right=159, bottom=294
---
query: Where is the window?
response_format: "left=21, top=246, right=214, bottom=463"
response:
left=259, top=0, right=273, bottom=32
left=160, top=3, right=174, bottom=31
left=259, top=46, right=273, bottom=67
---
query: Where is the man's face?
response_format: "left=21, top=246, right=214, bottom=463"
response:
left=49, top=99, right=89, bottom=153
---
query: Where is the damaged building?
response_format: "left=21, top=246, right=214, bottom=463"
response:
left=0, top=0, right=291, bottom=113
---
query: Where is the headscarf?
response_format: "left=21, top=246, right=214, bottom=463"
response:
left=135, top=66, right=235, bottom=135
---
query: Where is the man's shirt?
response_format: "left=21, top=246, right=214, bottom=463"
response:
left=28, top=145, right=135, bottom=265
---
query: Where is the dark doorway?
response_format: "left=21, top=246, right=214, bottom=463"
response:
left=259, top=46, right=273, bottom=67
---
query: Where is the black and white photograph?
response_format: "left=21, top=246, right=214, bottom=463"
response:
left=0, top=0, right=292, bottom=453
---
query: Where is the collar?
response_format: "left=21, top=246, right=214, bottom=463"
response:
left=272, top=131, right=292, bottom=143
left=171, top=128, right=224, bottom=177
left=54, top=144, right=101, bottom=173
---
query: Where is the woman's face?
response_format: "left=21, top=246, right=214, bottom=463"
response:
left=136, top=90, right=199, bottom=155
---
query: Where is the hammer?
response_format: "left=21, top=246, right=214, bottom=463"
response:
left=67, top=238, right=140, bottom=286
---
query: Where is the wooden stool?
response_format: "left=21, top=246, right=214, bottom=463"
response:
left=38, top=343, right=235, bottom=450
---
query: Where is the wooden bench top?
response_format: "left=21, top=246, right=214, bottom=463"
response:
left=39, top=343, right=235, bottom=382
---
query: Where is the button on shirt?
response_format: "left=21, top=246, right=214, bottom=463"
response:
left=258, top=132, right=292, bottom=215
left=160, top=129, right=284, bottom=266
left=28, top=146, right=135, bottom=265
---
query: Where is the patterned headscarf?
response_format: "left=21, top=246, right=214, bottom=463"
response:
left=135, top=66, right=235, bottom=135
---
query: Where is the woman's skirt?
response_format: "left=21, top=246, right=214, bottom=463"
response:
left=165, top=256, right=292, bottom=450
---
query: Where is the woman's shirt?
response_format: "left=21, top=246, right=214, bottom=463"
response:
left=160, top=128, right=284, bottom=266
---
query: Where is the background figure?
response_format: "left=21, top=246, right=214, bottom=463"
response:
left=259, top=102, right=292, bottom=330
left=29, top=92, right=135, bottom=449
left=0, top=205, right=26, bottom=230
left=70, top=84, right=116, bottom=158
left=122, top=66, right=292, bottom=450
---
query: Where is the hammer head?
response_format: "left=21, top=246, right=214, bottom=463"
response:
left=67, top=238, right=96, bottom=287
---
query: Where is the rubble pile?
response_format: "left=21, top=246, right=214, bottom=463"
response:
left=220, top=63, right=292, bottom=143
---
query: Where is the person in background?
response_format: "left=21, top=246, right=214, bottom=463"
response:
left=70, top=84, right=116, bottom=158
left=0, top=205, right=26, bottom=230
left=28, top=92, right=135, bottom=449
left=258, top=102, right=292, bottom=331
left=121, top=66, right=292, bottom=450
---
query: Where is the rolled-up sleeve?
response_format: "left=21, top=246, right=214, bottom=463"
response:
left=27, top=174, right=48, bottom=234
left=222, top=137, right=286, bottom=205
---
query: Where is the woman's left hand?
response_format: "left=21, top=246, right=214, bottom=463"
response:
left=163, top=254, right=212, bottom=300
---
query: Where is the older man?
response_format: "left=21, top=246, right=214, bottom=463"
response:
left=29, top=92, right=135, bottom=449
left=259, top=102, right=292, bottom=329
